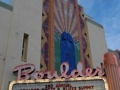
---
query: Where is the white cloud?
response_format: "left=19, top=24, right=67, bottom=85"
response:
left=102, top=5, right=120, bottom=50
left=78, top=0, right=120, bottom=50
left=102, top=16, right=119, bottom=34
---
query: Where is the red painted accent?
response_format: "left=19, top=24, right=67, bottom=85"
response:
left=104, top=52, right=118, bottom=65
left=104, top=52, right=120, bottom=90
left=13, top=62, right=104, bottom=80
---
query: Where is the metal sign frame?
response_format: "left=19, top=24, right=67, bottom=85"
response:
left=9, top=76, right=109, bottom=90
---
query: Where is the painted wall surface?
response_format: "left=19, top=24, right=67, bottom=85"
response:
left=86, top=18, right=108, bottom=68
left=0, top=0, right=109, bottom=90
left=79, top=7, right=93, bottom=68
left=40, top=0, right=97, bottom=73
left=0, top=3, right=12, bottom=88
left=1, top=0, right=43, bottom=90
left=40, top=0, right=83, bottom=73
left=54, top=0, right=81, bottom=74
left=40, top=0, right=49, bottom=71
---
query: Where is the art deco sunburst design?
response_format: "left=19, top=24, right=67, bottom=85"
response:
left=54, top=0, right=78, bottom=41
left=41, top=0, right=92, bottom=72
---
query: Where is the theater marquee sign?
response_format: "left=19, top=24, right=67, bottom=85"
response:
left=12, top=62, right=105, bottom=80
left=9, top=62, right=109, bottom=90
left=9, top=77, right=108, bottom=90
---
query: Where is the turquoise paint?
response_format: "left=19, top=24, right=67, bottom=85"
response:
left=75, top=41, right=81, bottom=63
left=54, top=31, right=61, bottom=74
left=54, top=32, right=81, bottom=74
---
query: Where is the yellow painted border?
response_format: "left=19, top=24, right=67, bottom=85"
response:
left=9, top=76, right=109, bottom=90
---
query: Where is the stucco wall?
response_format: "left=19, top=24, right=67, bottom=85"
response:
left=0, top=2, right=12, bottom=89
left=1, top=0, right=43, bottom=90
left=86, top=18, right=108, bottom=68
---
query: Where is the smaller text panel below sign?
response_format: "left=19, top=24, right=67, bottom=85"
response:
left=12, top=79, right=106, bottom=90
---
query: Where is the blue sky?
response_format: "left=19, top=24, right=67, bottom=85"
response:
left=2, top=0, right=120, bottom=50
left=78, top=0, right=120, bottom=50
left=2, top=0, right=10, bottom=4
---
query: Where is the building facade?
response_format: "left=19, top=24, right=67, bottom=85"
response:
left=0, top=0, right=110, bottom=90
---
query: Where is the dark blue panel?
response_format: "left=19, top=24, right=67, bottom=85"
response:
left=60, top=32, right=76, bottom=75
